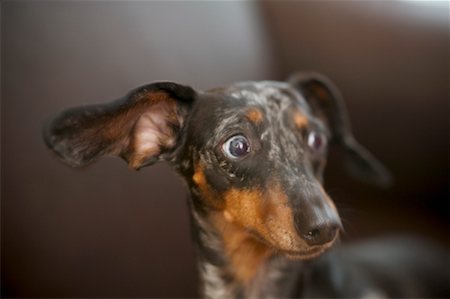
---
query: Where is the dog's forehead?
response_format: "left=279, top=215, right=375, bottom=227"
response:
left=206, top=81, right=309, bottom=112
left=194, top=81, right=314, bottom=155
left=192, top=81, right=319, bottom=188
left=225, top=81, right=309, bottom=110
left=195, top=81, right=314, bottom=141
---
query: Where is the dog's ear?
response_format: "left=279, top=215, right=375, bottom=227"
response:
left=289, top=72, right=392, bottom=187
left=44, top=82, right=196, bottom=170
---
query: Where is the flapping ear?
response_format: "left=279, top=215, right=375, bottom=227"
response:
left=44, top=82, right=195, bottom=170
left=289, top=72, right=392, bottom=187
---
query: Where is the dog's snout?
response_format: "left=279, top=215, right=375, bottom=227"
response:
left=300, top=222, right=340, bottom=246
left=293, top=194, right=341, bottom=246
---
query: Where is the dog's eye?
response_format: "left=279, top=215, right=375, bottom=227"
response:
left=222, top=135, right=251, bottom=159
left=307, top=131, right=327, bottom=153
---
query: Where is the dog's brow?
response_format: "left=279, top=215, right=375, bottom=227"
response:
left=293, top=110, right=309, bottom=129
left=245, top=107, right=264, bottom=125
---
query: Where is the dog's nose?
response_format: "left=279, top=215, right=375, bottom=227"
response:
left=289, top=182, right=342, bottom=246
left=294, top=211, right=341, bottom=246
left=300, top=222, right=340, bottom=246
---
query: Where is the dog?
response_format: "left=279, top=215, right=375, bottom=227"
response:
left=44, top=72, right=449, bottom=298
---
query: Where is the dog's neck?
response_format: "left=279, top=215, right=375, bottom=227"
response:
left=188, top=195, right=302, bottom=299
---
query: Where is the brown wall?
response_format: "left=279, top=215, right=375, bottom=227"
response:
left=2, top=1, right=448, bottom=298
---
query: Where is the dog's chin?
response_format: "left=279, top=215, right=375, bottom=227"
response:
left=248, top=229, right=339, bottom=261
left=279, top=236, right=339, bottom=260
left=282, top=246, right=331, bottom=260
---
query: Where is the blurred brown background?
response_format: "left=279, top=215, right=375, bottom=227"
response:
left=2, top=1, right=448, bottom=298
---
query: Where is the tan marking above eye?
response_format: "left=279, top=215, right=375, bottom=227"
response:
left=245, top=107, right=264, bottom=124
left=293, top=110, right=309, bottom=129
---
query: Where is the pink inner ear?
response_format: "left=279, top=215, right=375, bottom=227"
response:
left=130, top=101, right=179, bottom=168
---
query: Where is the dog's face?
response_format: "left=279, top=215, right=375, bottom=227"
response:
left=179, top=82, right=339, bottom=257
left=44, top=73, right=391, bottom=259
left=185, top=82, right=329, bottom=181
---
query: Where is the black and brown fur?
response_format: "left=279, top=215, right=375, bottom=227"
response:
left=44, top=72, right=449, bottom=298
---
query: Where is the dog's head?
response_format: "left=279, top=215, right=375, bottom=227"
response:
left=44, top=73, right=391, bottom=260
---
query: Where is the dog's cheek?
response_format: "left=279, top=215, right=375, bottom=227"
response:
left=312, top=158, right=327, bottom=181
left=192, top=163, right=232, bottom=209
left=203, top=168, right=232, bottom=196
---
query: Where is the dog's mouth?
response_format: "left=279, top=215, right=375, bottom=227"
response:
left=279, top=233, right=339, bottom=260
left=283, top=246, right=329, bottom=260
